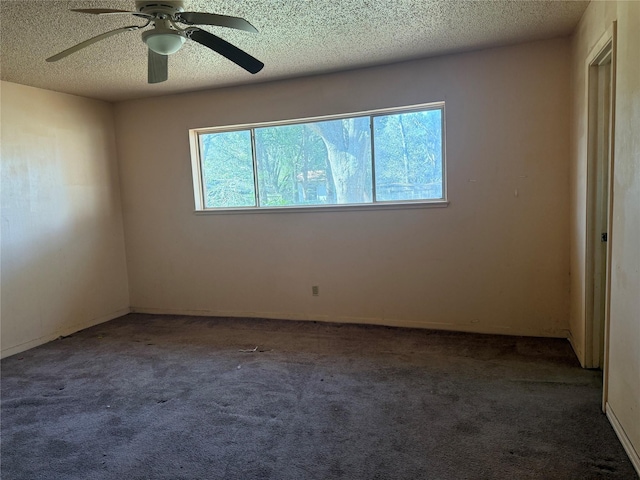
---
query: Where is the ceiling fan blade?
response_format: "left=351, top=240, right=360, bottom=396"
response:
left=177, top=12, right=258, bottom=33
left=148, top=49, right=168, bottom=84
left=188, top=28, right=264, bottom=74
left=70, top=8, right=153, bottom=18
left=46, top=25, right=140, bottom=62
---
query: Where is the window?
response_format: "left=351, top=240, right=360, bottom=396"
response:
left=190, top=103, right=445, bottom=211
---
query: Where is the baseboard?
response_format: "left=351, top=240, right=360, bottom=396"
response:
left=606, top=402, right=640, bottom=476
left=567, top=330, right=586, bottom=367
left=1, top=307, right=131, bottom=359
left=130, top=306, right=568, bottom=338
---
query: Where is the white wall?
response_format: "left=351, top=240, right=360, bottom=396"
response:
left=570, top=1, right=640, bottom=472
left=0, top=81, right=130, bottom=358
left=115, top=38, right=571, bottom=337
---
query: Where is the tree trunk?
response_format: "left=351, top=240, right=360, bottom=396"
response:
left=308, top=118, right=371, bottom=203
left=398, top=115, right=410, bottom=183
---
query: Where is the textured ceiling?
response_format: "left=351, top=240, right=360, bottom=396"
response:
left=0, top=0, right=589, bottom=102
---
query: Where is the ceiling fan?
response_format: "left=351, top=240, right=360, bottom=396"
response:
left=46, top=1, right=264, bottom=84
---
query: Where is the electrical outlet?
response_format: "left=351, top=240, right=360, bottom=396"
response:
left=312, top=285, right=319, bottom=296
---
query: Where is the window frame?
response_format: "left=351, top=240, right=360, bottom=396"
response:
left=189, top=102, right=448, bottom=213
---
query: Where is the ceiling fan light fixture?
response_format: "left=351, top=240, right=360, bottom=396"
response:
left=142, top=28, right=186, bottom=55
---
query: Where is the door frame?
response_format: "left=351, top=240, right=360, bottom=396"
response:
left=583, top=23, right=616, bottom=409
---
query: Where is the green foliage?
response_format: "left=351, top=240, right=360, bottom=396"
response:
left=200, top=130, right=256, bottom=207
left=374, top=109, right=443, bottom=201
left=255, top=124, right=329, bottom=206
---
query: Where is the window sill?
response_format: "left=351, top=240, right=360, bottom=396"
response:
left=193, top=200, right=449, bottom=215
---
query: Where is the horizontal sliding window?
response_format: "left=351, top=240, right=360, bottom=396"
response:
left=191, top=103, right=445, bottom=211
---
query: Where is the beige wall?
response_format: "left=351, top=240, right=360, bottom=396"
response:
left=0, top=81, right=130, bottom=357
left=115, top=38, right=571, bottom=337
left=570, top=0, right=640, bottom=471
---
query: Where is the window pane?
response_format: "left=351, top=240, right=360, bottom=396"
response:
left=199, top=130, right=256, bottom=208
left=254, top=123, right=330, bottom=206
left=373, top=109, right=443, bottom=201
left=254, top=117, right=372, bottom=207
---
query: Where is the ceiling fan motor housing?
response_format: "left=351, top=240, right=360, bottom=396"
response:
left=135, top=1, right=185, bottom=15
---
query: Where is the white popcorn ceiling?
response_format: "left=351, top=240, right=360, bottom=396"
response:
left=0, top=0, right=588, bottom=102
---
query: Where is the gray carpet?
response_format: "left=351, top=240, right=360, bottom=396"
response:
left=1, top=314, right=637, bottom=480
